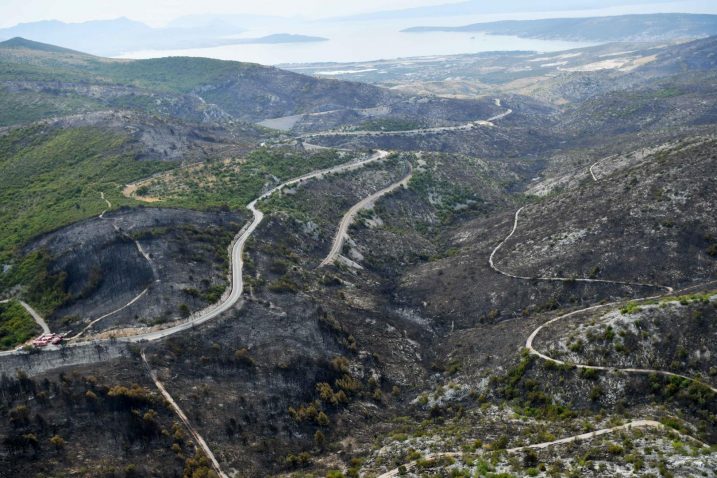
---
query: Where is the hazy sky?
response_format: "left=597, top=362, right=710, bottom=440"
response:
left=1, top=0, right=445, bottom=28
left=2, top=0, right=716, bottom=29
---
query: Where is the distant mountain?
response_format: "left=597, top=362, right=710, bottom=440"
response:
left=0, top=18, right=324, bottom=56
left=335, top=0, right=677, bottom=21
left=402, top=13, right=717, bottom=42
left=0, top=18, right=158, bottom=55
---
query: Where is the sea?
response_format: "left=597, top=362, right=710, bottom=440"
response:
left=115, top=1, right=717, bottom=65
left=115, top=17, right=597, bottom=65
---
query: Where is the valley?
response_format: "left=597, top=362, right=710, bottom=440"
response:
left=0, top=18, right=716, bottom=478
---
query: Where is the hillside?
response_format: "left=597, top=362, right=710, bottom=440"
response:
left=0, top=37, right=503, bottom=260
left=0, top=37, right=502, bottom=127
left=0, top=33, right=716, bottom=478
left=0, top=124, right=171, bottom=260
left=0, top=109, right=257, bottom=259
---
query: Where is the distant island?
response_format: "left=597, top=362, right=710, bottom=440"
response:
left=0, top=18, right=327, bottom=56
left=402, top=13, right=717, bottom=42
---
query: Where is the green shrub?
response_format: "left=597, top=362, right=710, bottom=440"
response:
left=0, top=300, right=41, bottom=350
left=285, top=452, right=312, bottom=468
left=620, top=302, right=642, bottom=314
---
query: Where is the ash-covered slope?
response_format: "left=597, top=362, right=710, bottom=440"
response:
left=399, top=138, right=717, bottom=330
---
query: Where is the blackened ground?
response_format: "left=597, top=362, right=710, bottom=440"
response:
left=27, top=207, right=246, bottom=335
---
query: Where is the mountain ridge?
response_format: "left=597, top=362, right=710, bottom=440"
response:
left=403, top=12, right=717, bottom=42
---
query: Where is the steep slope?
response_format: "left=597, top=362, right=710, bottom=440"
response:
left=495, top=139, right=717, bottom=286
left=0, top=111, right=254, bottom=260
left=397, top=137, right=717, bottom=332
left=0, top=124, right=170, bottom=260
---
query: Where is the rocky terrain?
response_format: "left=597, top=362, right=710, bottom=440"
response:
left=536, top=292, right=717, bottom=383
left=0, top=32, right=716, bottom=478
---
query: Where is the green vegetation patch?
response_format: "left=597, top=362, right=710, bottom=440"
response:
left=97, top=57, right=250, bottom=93
left=139, top=147, right=345, bottom=210
left=0, top=60, right=100, bottom=84
left=0, top=88, right=104, bottom=127
left=0, top=300, right=40, bottom=350
left=620, top=302, right=642, bottom=314
left=1, top=251, right=70, bottom=316
left=661, top=291, right=716, bottom=306
left=409, top=168, right=484, bottom=223
left=0, top=53, right=249, bottom=94
left=0, top=124, right=173, bottom=260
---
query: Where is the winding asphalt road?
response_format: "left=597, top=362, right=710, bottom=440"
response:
left=124, top=150, right=386, bottom=477
left=299, top=107, right=513, bottom=140
left=1, top=149, right=390, bottom=354
left=112, top=149, right=391, bottom=343
left=319, top=161, right=413, bottom=268
left=5, top=150, right=386, bottom=476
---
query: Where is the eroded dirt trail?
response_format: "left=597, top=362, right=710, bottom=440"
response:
left=124, top=150, right=388, bottom=476
left=489, top=206, right=673, bottom=292
left=377, top=158, right=715, bottom=476
left=70, top=288, right=150, bottom=340
left=525, top=284, right=717, bottom=394
left=18, top=300, right=50, bottom=335
left=2, top=150, right=390, bottom=355
left=70, top=193, right=156, bottom=340
left=319, top=161, right=413, bottom=267
left=488, top=166, right=717, bottom=391
left=141, top=350, right=228, bottom=478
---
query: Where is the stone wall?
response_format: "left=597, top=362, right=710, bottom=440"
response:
left=0, top=342, right=130, bottom=377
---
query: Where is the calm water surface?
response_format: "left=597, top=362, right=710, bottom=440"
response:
left=117, top=1, right=717, bottom=65
left=117, top=18, right=598, bottom=65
